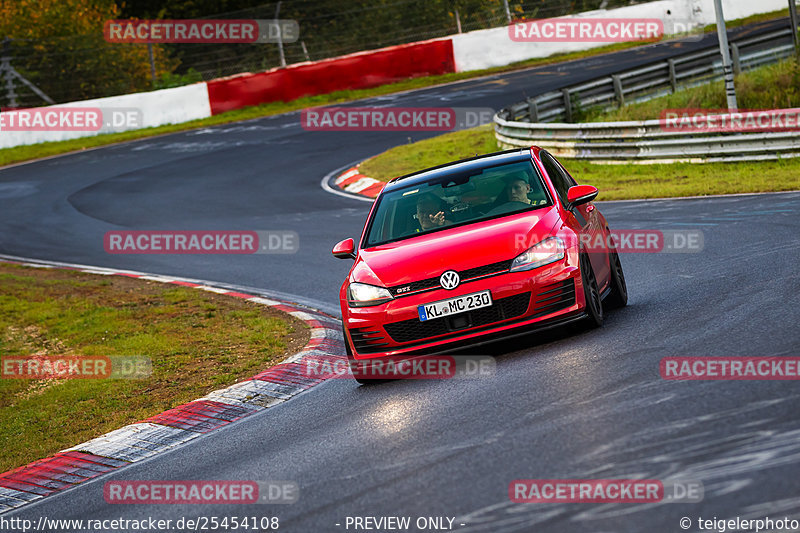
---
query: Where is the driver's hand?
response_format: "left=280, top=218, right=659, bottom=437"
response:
left=429, top=211, right=446, bottom=226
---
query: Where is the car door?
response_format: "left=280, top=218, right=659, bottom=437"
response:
left=541, top=151, right=610, bottom=287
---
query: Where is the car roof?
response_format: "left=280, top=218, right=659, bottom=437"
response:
left=382, top=148, right=533, bottom=192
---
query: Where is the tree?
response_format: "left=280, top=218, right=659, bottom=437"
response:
left=0, top=0, right=176, bottom=104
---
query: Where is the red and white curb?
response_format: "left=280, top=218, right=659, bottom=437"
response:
left=333, top=166, right=386, bottom=199
left=0, top=257, right=345, bottom=514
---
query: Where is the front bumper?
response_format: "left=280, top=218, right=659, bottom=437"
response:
left=343, top=262, right=586, bottom=359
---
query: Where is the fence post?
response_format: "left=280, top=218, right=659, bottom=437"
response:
left=1, top=37, right=17, bottom=107
left=562, top=88, right=573, bottom=122
left=789, top=0, right=799, bottom=57
left=612, top=75, right=625, bottom=107
left=527, top=97, right=539, bottom=122
left=275, top=1, right=286, bottom=67
left=713, top=0, right=738, bottom=111
left=147, top=43, right=156, bottom=85
left=668, top=59, right=677, bottom=93
left=730, top=42, right=741, bottom=75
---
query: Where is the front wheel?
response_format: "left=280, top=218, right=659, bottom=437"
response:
left=605, top=250, right=628, bottom=309
left=581, top=254, right=603, bottom=328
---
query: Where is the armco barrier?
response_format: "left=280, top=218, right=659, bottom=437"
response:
left=494, top=23, right=800, bottom=163
left=451, top=0, right=790, bottom=71
left=206, top=39, right=455, bottom=115
left=494, top=113, right=800, bottom=162
left=499, top=28, right=795, bottom=124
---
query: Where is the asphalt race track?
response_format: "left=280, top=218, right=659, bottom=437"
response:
left=2, top=19, right=800, bottom=532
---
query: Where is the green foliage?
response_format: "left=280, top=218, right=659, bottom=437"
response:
left=0, top=1, right=791, bottom=103
left=0, top=0, right=176, bottom=104
left=585, top=59, right=800, bottom=122
left=153, top=68, right=203, bottom=89
left=117, top=1, right=647, bottom=81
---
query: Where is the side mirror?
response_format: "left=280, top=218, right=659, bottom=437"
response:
left=566, top=185, right=598, bottom=209
left=332, top=238, right=356, bottom=259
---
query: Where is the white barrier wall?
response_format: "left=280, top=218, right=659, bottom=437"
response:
left=451, top=0, right=790, bottom=72
left=0, top=82, right=212, bottom=149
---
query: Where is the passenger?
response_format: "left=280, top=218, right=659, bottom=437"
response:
left=503, top=176, right=533, bottom=204
left=497, top=174, right=547, bottom=206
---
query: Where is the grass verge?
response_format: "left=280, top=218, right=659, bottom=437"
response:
left=0, top=263, right=309, bottom=472
left=359, top=53, right=800, bottom=199
left=0, top=10, right=791, bottom=168
left=357, top=124, right=800, bottom=200
left=583, top=59, right=800, bottom=122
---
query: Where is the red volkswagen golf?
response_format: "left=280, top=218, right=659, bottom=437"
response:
left=332, top=147, right=627, bottom=382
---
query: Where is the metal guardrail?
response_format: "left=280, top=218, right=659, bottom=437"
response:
left=499, top=28, right=796, bottom=124
left=495, top=26, right=800, bottom=162
left=494, top=117, right=800, bottom=162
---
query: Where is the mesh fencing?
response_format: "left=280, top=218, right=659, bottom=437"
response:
left=1, top=0, right=649, bottom=108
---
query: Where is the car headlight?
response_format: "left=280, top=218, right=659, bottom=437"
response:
left=347, top=282, right=393, bottom=307
left=510, top=236, right=565, bottom=272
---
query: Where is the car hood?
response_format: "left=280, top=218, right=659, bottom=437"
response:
left=353, top=207, right=561, bottom=287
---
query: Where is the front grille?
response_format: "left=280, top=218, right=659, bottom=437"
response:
left=389, top=278, right=441, bottom=296
left=349, top=327, right=390, bottom=354
left=461, top=259, right=513, bottom=280
left=384, top=292, right=531, bottom=344
left=530, top=279, right=575, bottom=318
left=389, top=259, right=513, bottom=296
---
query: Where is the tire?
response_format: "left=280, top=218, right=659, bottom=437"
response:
left=343, top=320, right=381, bottom=385
left=580, top=253, right=603, bottom=328
left=605, top=250, right=628, bottom=309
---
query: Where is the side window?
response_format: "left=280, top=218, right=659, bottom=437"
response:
left=540, top=152, right=572, bottom=206
left=552, top=156, right=578, bottom=187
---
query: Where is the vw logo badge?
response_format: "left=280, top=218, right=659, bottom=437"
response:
left=439, top=270, right=460, bottom=290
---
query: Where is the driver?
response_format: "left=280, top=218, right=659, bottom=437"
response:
left=415, top=194, right=452, bottom=231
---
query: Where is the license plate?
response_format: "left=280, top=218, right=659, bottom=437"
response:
left=418, top=290, right=492, bottom=322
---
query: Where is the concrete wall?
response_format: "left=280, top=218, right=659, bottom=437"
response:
left=0, top=83, right=211, bottom=149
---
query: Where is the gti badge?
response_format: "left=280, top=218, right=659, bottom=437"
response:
left=439, top=270, right=460, bottom=290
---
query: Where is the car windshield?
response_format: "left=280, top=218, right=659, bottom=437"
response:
left=363, top=160, right=550, bottom=247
